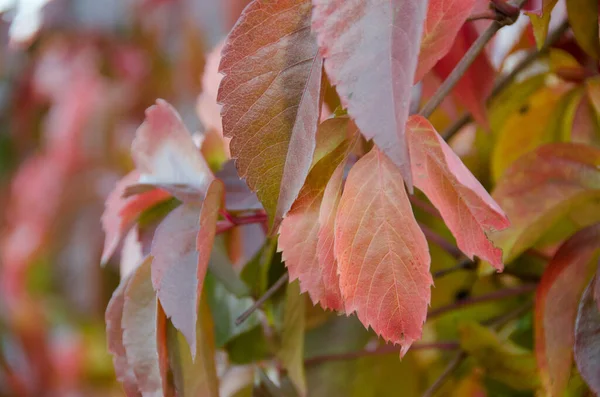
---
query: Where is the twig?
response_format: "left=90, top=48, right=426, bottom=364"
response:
left=427, top=283, right=536, bottom=319
left=419, top=223, right=463, bottom=259
left=441, top=20, right=570, bottom=140
left=483, top=300, right=533, bottom=329
left=432, top=258, right=477, bottom=279
left=235, top=273, right=289, bottom=325
left=422, top=351, right=468, bottom=397
left=467, top=11, right=497, bottom=22
left=304, top=341, right=459, bottom=367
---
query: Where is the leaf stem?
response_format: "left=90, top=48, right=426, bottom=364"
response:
left=419, top=0, right=527, bottom=119
left=432, top=258, right=477, bottom=279
left=217, top=210, right=268, bottom=234
left=422, top=351, right=468, bottom=397
left=419, top=223, right=463, bottom=259
left=235, top=273, right=289, bottom=325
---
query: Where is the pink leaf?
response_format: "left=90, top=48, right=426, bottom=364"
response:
left=132, top=99, right=215, bottom=203
left=535, top=224, right=600, bottom=396
left=575, top=276, right=600, bottom=395
left=407, top=115, right=509, bottom=269
left=101, top=171, right=170, bottom=264
left=415, top=0, right=479, bottom=82
left=150, top=180, right=223, bottom=356
left=334, top=147, right=432, bottom=354
left=311, top=0, right=429, bottom=190
left=218, top=0, right=324, bottom=231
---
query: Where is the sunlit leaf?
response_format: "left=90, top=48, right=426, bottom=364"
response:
left=535, top=224, right=600, bottom=396
left=566, top=0, right=599, bottom=59
left=311, top=0, right=430, bottom=189
left=334, top=147, right=432, bottom=354
left=407, top=115, right=509, bottom=269
left=491, top=143, right=600, bottom=263
left=218, top=0, right=324, bottom=231
left=574, top=277, right=600, bottom=395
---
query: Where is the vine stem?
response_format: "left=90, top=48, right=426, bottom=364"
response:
left=419, top=0, right=527, bottom=119
left=235, top=273, right=289, bottom=325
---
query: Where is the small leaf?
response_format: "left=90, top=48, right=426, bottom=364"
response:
left=415, top=0, right=478, bottom=82
left=566, top=0, right=599, bottom=59
left=278, top=280, right=307, bottom=397
left=574, top=277, right=600, bottom=394
left=151, top=180, right=224, bottom=357
left=132, top=99, right=215, bottom=203
left=490, top=143, right=600, bottom=263
left=334, top=147, right=432, bottom=354
left=311, top=0, right=430, bottom=190
left=407, top=115, right=510, bottom=269
left=527, top=0, right=558, bottom=49
left=459, top=322, right=539, bottom=390
left=218, top=0, right=324, bottom=231
left=535, top=224, right=600, bottom=396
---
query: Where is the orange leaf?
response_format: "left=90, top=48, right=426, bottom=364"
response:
left=334, top=147, right=432, bottom=354
left=311, top=0, right=430, bottom=190
left=218, top=0, right=324, bottom=231
left=535, top=224, right=600, bottom=396
left=407, top=115, right=509, bottom=269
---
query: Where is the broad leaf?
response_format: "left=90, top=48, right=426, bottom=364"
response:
left=415, top=0, right=478, bottom=82
left=433, top=23, right=494, bottom=128
left=101, top=171, right=170, bottom=264
left=407, top=115, right=509, bottom=269
left=459, top=322, right=539, bottom=390
left=311, top=0, right=430, bottom=189
left=278, top=118, right=351, bottom=311
left=574, top=277, right=600, bottom=395
left=279, top=281, right=307, bottom=397
left=151, top=180, right=223, bottom=356
left=132, top=99, right=215, bottom=203
left=218, top=0, right=324, bottom=231
left=334, top=147, right=432, bottom=353
left=491, top=143, right=600, bottom=263
left=566, top=0, right=599, bottom=59
left=535, top=224, right=600, bottom=396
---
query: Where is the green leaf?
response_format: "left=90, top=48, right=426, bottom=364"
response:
left=226, top=326, right=272, bottom=365
left=278, top=280, right=307, bottom=397
left=527, top=0, right=559, bottom=49
left=459, top=322, right=540, bottom=390
left=566, top=0, right=600, bottom=58
left=208, top=235, right=250, bottom=298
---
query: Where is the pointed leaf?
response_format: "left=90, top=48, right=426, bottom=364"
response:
left=574, top=277, right=600, bottom=395
left=491, top=143, right=600, bottom=263
left=279, top=281, right=307, bottom=397
left=334, top=147, right=432, bottom=353
left=151, top=180, right=223, bottom=356
left=311, top=0, right=430, bottom=189
left=132, top=99, right=215, bottom=203
left=535, top=224, right=600, bottom=396
left=415, top=0, right=478, bottom=82
left=101, top=171, right=170, bottom=264
left=407, top=115, right=509, bottom=269
left=566, top=0, right=599, bottom=59
left=527, top=0, right=558, bottom=49
left=278, top=118, right=351, bottom=311
left=218, top=0, right=324, bottom=231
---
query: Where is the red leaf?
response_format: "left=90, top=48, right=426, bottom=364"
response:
left=218, top=0, right=324, bottom=231
left=433, top=23, right=494, bottom=127
left=535, top=224, right=600, bottom=396
left=132, top=99, right=215, bottom=203
left=101, top=171, right=170, bottom=264
left=334, top=147, right=432, bottom=354
left=415, top=0, right=479, bottom=82
left=575, top=276, right=600, bottom=394
left=150, top=181, right=223, bottom=356
left=278, top=118, right=351, bottom=311
left=311, top=0, right=430, bottom=190
left=406, top=116, right=509, bottom=269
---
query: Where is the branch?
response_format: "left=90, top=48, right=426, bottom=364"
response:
left=422, top=351, right=468, bottom=397
left=427, top=283, right=536, bottom=319
left=235, top=272, right=289, bottom=325
left=419, top=223, right=463, bottom=259
left=441, top=20, right=570, bottom=140
left=432, top=258, right=477, bottom=279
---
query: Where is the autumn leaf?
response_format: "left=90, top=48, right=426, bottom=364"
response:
left=150, top=180, right=223, bottom=357
left=334, top=147, right=432, bottom=354
left=415, top=0, right=478, bottom=82
left=278, top=118, right=352, bottom=311
left=218, top=0, right=324, bottom=231
left=311, top=0, right=430, bottom=190
left=407, top=115, right=509, bottom=269
left=490, top=143, right=600, bottom=263
left=535, top=224, right=600, bottom=396
left=566, top=0, right=599, bottom=59
left=101, top=171, right=170, bottom=264
left=132, top=99, right=215, bottom=203
left=279, top=281, right=307, bottom=397
left=526, top=0, right=558, bottom=48
left=574, top=277, right=600, bottom=395
left=433, top=23, right=494, bottom=128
